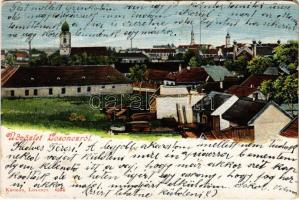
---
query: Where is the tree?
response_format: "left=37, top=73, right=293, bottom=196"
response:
left=29, top=49, right=48, bottom=67
left=49, top=51, right=62, bottom=66
left=129, top=64, right=147, bottom=82
left=273, top=40, right=298, bottom=70
left=224, top=56, right=249, bottom=75
left=5, top=54, right=16, bottom=65
left=260, top=74, right=298, bottom=116
left=183, top=49, right=198, bottom=63
left=247, top=56, right=274, bottom=74
left=260, top=80, right=274, bottom=100
left=188, top=56, right=199, bottom=67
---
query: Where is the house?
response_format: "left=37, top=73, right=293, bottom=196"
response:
left=217, top=38, right=279, bottom=61
left=141, top=48, right=176, bottom=61
left=210, top=95, right=239, bottom=130
left=222, top=98, right=266, bottom=127
left=225, top=74, right=278, bottom=100
left=116, top=52, right=149, bottom=64
left=2, top=65, right=132, bottom=97
left=156, top=93, right=204, bottom=124
left=15, top=51, right=29, bottom=62
left=248, top=101, right=292, bottom=143
left=280, top=117, right=298, bottom=138
left=192, top=91, right=232, bottom=130
left=198, top=76, right=243, bottom=93
left=160, top=85, right=198, bottom=96
left=164, top=67, right=210, bottom=86
left=144, top=69, right=170, bottom=84
left=225, top=85, right=265, bottom=100
left=240, top=74, right=277, bottom=88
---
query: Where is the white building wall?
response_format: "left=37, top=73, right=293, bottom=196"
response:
left=156, top=94, right=204, bottom=123
left=160, top=85, right=198, bottom=95
left=252, top=105, right=291, bottom=143
left=211, top=95, right=239, bottom=130
left=2, top=84, right=132, bottom=98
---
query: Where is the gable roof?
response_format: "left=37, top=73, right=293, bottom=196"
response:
left=202, top=65, right=232, bottom=81
left=193, top=91, right=232, bottom=114
left=2, top=65, right=129, bottom=88
left=165, top=67, right=209, bottom=84
left=211, top=95, right=239, bottom=116
left=71, top=47, right=108, bottom=57
left=240, top=74, right=278, bottom=88
left=280, top=117, right=298, bottom=138
left=222, top=98, right=266, bottom=125
left=248, top=101, right=292, bottom=125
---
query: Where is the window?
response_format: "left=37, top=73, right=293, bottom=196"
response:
left=61, top=88, right=66, bottom=94
left=49, top=88, right=53, bottom=95
left=34, top=89, right=38, bottom=96
left=63, top=37, right=67, bottom=43
left=25, top=90, right=29, bottom=96
left=87, top=86, right=91, bottom=92
left=112, top=85, right=115, bottom=89
left=10, top=90, right=14, bottom=97
left=77, top=87, right=81, bottom=93
left=101, top=85, right=105, bottom=89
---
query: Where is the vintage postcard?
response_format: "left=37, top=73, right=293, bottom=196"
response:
left=0, top=0, right=298, bottom=199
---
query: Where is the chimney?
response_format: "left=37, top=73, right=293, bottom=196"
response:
left=219, top=79, right=223, bottom=89
left=252, top=40, right=257, bottom=58
left=179, top=64, right=182, bottom=72
left=233, top=40, right=237, bottom=60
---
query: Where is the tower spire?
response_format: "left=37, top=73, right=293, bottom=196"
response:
left=190, top=24, right=195, bottom=45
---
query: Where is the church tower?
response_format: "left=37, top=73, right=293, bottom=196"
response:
left=60, top=21, right=71, bottom=56
left=225, top=32, right=231, bottom=47
left=190, top=24, right=195, bottom=45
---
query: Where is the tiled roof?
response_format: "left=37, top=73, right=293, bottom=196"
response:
left=144, top=69, right=170, bottom=81
left=240, top=74, right=278, bottom=88
left=166, top=67, right=209, bottom=84
left=15, top=52, right=29, bottom=58
left=2, top=65, right=129, bottom=88
left=280, top=117, right=298, bottom=138
left=222, top=98, right=266, bottom=125
left=71, top=47, right=108, bottom=56
left=225, top=85, right=257, bottom=97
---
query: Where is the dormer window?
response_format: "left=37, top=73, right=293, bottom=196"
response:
left=30, top=77, right=34, bottom=81
left=57, top=77, right=61, bottom=80
left=82, top=76, right=86, bottom=79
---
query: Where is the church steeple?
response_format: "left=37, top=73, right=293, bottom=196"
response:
left=60, top=21, right=71, bottom=56
left=225, top=32, right=231, bottom=47
left=190, top=24, right=195, bottom=45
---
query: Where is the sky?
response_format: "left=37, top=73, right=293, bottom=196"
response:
left=1, top=1, right=298, bottom=49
